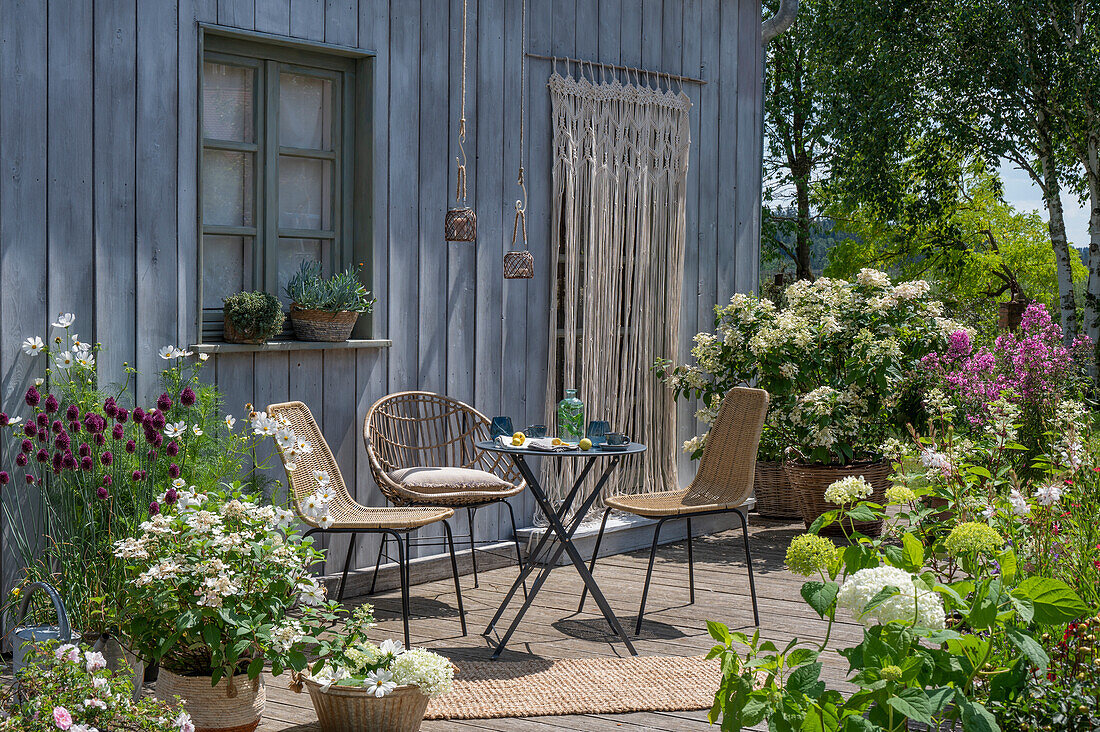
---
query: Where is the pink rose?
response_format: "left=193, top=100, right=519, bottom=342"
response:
left=52, top=706, right=73, bottom=730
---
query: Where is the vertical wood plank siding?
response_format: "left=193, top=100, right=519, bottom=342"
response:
left=0, top=0, right=763, bottom=576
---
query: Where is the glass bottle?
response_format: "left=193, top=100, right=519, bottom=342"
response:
left=557, top=388, right=585, bottom=444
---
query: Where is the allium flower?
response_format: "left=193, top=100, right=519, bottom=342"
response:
left=823, top=475, right=873, bottom=505
left=36, top=448, right=48, bottom=463
left=785, top=534, right=836, bottom=576
left=836, top=566, right=945, bottom=629
left=80, top=456, right=93, bottom=471
left=180, top=386, right=197, bottom=406
left=168, top=463, right=181, bottom=479
left=164, top=487, right=179, bottom=505
left=26, top=474, right=36, bottom=485
left=103, top=396, right=118, bottom=417
left=885, top=486, right=917, bottom=504
left=43, top=394, right=59, bottom=413
left=166, top=440, right=180, bottom=456
left=52, top=313, right=76, bottom=328
left=61, top=451, right=77, bottom=469
left=944, top=522, right=1002, bottom=557
left=125, top=439, right=136, bottom=453
left=21, top=336, right=44, bottom=355
left=132, top=407, right=145, bottom=424
left=100, top=451, right=113, bottom=466
left=115, top=407, right=129, bottom=423
left=15, top=454, right=27, bottom=467
left=365, top=669, right=397, bottom=698
left=112, top=423, right=125, bottom=440
left=149, top=500, right=160, bottom=515
left=157, top=393, right=173, bottom=411
left=97, top=486, right=109, bottom=500
left=0, top=472, right=9, bottom=486
left=24, top=422, right=38, bottom=437
left=20, top=438, right=33, bottom=454
left=66, top=404, right=80, bottom=422
left=25, top=386, right=41, bottom=407
left=78, top=442, right=91, bottom=457
left=1034, top=483, right=1062, bottom=507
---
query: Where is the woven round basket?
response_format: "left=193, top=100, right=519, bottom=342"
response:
left=503, top=250, right=534, bottom=279
left=289, top=307, right=359, bottom=342
left=445, top=207, right=477, bottom=241
left=786, top=460, right=891, bottom=537
left=155, top=669, right=265, bottom=732
left=752, top=461, right=799, bottom=519
left=303, top=678, right=430, bottom=732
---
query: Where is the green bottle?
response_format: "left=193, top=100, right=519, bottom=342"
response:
left=557, top=388, right=585, bottom=444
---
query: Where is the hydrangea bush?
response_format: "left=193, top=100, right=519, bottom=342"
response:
left=115, top=485, right=337, bottom=686
left=657, top=270, right=958, bottom=464
left=0, top=314, right=280, bottom=633
left=0, top=641, right=193, bottom=732
left=295, top=604, right=454, bottom=698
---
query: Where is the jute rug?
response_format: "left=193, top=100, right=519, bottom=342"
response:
left=424, top=655, right=720, bottom=720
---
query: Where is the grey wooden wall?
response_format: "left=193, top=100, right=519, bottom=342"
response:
left=0, top=0, right=763, bottom=577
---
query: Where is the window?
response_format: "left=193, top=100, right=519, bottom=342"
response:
left=199, top=34, right=370, bottom=340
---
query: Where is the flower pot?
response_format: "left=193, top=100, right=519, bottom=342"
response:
left=156, top=669, right=265, bottom=732
left=786, top=460, right=892, bottom=537
left=752, top=461, right=800, bottom=519
left=289, top=306, right=359, bottom=342
left=302, top=678, right=430, bottom=732
left=997, top=299, right=1027, bottom=331
left=223, top=313, right=269, bottom=345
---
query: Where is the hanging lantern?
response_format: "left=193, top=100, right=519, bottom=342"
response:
left=445, top=0, right=476, bottom=243
left=504, top=198, right=534, bottom=279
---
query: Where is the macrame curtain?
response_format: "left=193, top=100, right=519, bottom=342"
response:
left=542, top=69, right=692, bottom=514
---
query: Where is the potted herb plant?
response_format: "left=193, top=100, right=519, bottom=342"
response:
left=222, top=291, right=285, bottom=344
left=115, top=483, right=333, bottom=732
left=284, top=261, right=376, bottom=342
left=293, top=604, right=455, bottom=732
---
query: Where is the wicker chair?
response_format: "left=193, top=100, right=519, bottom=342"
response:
left=266, top=401, right=466, bottom=648
left=364, top=391, right=527, bottom=592
left=578, top=387, right=769, bottom=634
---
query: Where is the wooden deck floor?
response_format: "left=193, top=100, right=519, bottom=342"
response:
left=260, top=517, right=861, bottom=731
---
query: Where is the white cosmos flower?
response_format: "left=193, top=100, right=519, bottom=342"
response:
left=378, top=639, right=404, bottom=657
left=296, top=438, right=313, bottom=454
left=273, top=507, right=295, bottom=528
left=301, top=493, right=324, bottom=517
left=285, top=461, right=298, bottom=472
left=317, top=486, right=335, bottom=504
left=158, top=345, right=181, bottom=360
left=7, top=416, right=22, bottom=427
left=365, top=669, right=397, bottom=698
left=34, top=377, right=44, bottom=387
left=52, top=313, right=76, bottom=328
left=318, top=514, right=335, bottom=529
left=75, top=352, right=95, bottom=369
left=55, top=351, right=75, bottom=369
left=171, top=477, right=186, bottom=490
left=164, top=422, right=186, bottom=438
left=313, top=469, right=331, bottom=487
left=224, top=415, right=236, bottom=430
left=191, top=424, right=203, bottom=436
left=275, top=428, right=296, bottom=450
left=21, top=336, right=44, bottom=355
left=199, top=352, right=210, bottom=361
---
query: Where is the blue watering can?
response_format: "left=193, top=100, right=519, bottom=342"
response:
left=12, top=581, right=74, bottom=677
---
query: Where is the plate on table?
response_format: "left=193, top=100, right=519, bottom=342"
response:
left=596, top=443, right=630, bottom=451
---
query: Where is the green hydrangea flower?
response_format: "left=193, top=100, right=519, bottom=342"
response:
left=880, top=665, right=903, bottom=682
left=885, top=485, right=917, bottom=504
left=944, top=521, right=1003, bottom=557
left=785, top=534, right=837, bottom=576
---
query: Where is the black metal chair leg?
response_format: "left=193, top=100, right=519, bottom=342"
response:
left=503, top=499, right=528, bottom=600
left=337, top=533, right=361, bottom=602
left=686, top=517, right=695, bottom=604
left=392, top=531, right=411, bottom=649
left=636, top=518, right=667, bottom=636
left=578, top=507, right=612, bottom=613
left=443, top=520, right=468, bottom=636
left=466, top=506, right=480, bottom=588
left=736, top=508, right=760, bottom=626
left=368, top=533, right=387, bottom=595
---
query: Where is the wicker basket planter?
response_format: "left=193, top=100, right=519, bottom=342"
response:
left=302, top=678, right=430, bottom=732
left=752, top=461, right=800, bottom=519
left=155, top=669, right=265, bottom=732
left=223, top=313, right=268, bottom=345
left=786, top=460, right=892, bottom=536
left=289, top=306, right=359, bottom=342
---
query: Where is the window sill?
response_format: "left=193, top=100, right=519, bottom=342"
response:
left=191, top=339, right=392, bottom=354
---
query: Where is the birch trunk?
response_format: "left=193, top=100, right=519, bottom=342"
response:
left=1083, top=133, right=1100, bottom=354
left=1039, top=147, right=1079, bottom=341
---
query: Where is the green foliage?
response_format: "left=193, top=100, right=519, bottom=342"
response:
left=284, top=261, right=375, bottom=314
left=223, top=290, right=285, bottom=341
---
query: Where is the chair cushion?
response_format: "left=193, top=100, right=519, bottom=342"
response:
left=388, top=466, right=515, bottom=494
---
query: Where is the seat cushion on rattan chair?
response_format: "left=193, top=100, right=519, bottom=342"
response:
left=605, top=489, right=754, bottom=518
left=388, top=467, right=523, bottom=499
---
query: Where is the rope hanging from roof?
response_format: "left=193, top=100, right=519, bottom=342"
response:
left=445, top=0, right=476, bottom=242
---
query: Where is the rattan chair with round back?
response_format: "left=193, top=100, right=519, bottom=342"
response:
left=364, top=391, right=527, bottom=593
left=266, top=400, right=467, bottom=648
left=577, top=386, right=769, bottom=634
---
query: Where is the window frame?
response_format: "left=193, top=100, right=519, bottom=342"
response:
left=196, top=27, right=374, bottom=341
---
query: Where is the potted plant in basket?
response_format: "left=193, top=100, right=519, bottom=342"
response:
left=658, top=270, right=959, bottom=535
left=222, top=291, right=285, bottom=344
left=115, top=482, right=336, bottom=732
left=284, top=261, right=375, bottom=342
left=292, top=604, right=455, bottom=732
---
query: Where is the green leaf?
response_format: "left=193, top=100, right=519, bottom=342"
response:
left=1013, top=577, right=1089, bottom=625
left=967, top=594, right=997, bottom=630
left=787, top=648, right=820, bottom=667
left=202, top=623, right=221, bottom=648
left=1008, top=594, right=1034, bottom=623
left=901, top=533, right=924, bottom=572
left=967, top=466, right=992, bottom=479
left=957, top=696, right=1000, bottom=732
left=787, top=662, right=824, bottom=697
left=1005, top=627, right=1048, bottom=672
left=926, top=687, right=955, bottom=714
left=801, top=581, right=840, bottom=619
left=995, top=548, right=1017, bottom=583
left=845, top=504, right=878, bottom=522
left=887, top=688, right=934, bottom=725
left=247, top=657, right=265, bottom=679
left=707, top=620, right=733, bottom=646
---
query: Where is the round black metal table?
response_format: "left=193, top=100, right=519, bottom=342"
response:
left=476, top=439, right=646, bottom=659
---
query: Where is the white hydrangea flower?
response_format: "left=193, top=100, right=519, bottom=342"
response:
left=823, top=475, right=873, bottom=505
left=682, top=432, right=708, bottom=455
left=389, top=647, right=456, bottom=697
left=836, top=566, right=944, bottom=629
left=855, top=268, right=891, bottom=288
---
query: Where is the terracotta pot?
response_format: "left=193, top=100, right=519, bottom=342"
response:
left=156, top=669, right=265, bottom=732
left=302, top=678, right=429, bottom=732
left=289, top=306, right=359, bottom=342
left=222, top=313, right=268, bottom=345
left=786, top=459, right=892, bottom=537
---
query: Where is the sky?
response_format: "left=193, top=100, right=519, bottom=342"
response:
left=999, top=159, right=1091, bottom=253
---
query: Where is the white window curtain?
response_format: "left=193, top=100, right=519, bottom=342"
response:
left=543, top=69, right=692, bottom=512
